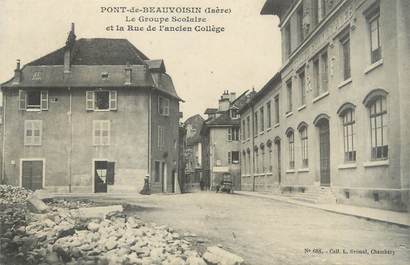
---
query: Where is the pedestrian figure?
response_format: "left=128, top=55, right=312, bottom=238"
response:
left=140, top=175, right=150, bottom=195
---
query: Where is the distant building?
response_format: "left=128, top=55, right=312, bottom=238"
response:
left=243, top=0, right=410, bottom=211
left=0, top=24, right=183, bottom=194
left=201, top=90, right=251, bottom=191
left=183, top=114, right=205, bottom=192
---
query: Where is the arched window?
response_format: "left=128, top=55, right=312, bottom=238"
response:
left=287, top=129, right=295, bottom=169
left=299, top=126, right=308, bottom=167
left=369, top=97, right=388, bottom=160
left=342, top=109, right=356, bottom=162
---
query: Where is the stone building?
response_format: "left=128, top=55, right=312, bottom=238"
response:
left=240, top=0, right=410, bottom=211
left=183, top=114, right=205, bottom=192
left=201, top=90, right=251, bottom=191
left=0, top=24, right=183, bottom=194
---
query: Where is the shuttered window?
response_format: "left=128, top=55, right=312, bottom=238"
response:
left=93, top=120, right=110, bottom=146
left=86, top=90, right=117, bottom=111
left=158, top=126, right=165, bottom=149
left=19, top=90, right=48, bottom=111
left=24, top=120, right=42, bottom=146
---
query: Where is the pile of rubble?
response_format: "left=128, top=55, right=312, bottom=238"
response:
left=0, top=185, right=32, bottom=204
left=0, top=189, right=244, bottom=265
left=1, top=204, right=213, bottom=265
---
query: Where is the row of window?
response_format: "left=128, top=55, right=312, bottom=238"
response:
left=241, top=95, right=389, bottom=175
left=241, top=96, right=280, bottom=140
left=24, top=120, right=111, bottom=146
left=18, top=90, right=170, bottom=116
left=284, top=1, right=381, bottom=66
left=24, top=120, right=171, bottom=150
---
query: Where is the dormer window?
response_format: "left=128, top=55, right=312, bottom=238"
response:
left=230, top=109, right=238, bottom=119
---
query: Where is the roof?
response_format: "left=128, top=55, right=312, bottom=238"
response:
left=27, top=38, right=149, bottom=66
left=145, top=59, right=166, bottom=72
left=1, top=36, right=181, bottom=100
left=260, top=0, right=294, bottom=16
left=204, top=111, right=240, bottom=127
left=203, top=90, right=249, bottom=128
left=204, top=108, right=218, bottom=115
left=151, top=72, right=182, bottom=101
left=239, top=72, right=281, bottom=113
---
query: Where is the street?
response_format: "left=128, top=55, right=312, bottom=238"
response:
left=90, top=192, right=409, bottom=265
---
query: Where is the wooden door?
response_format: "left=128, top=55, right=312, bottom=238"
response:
left=319, top=121, right=330, bottom=186
left=22, top=161, right=43, bottom=191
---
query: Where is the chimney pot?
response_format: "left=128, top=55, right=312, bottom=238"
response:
left=16, top=59, right=21, bottom=70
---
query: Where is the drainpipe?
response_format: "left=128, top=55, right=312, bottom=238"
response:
left=1, top=89, right=6, bottom=184
left=68, top=87, right=72, bottom=193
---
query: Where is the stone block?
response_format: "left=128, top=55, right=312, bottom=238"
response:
left=203, top=246, right=244, bottom=265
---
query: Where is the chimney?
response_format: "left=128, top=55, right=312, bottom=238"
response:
left=64, top=23, right=76, bottom=73
left=125, top=62, right=132, bottom=85
left=218, top=90, right=230, bottom=112
left=13, top=59, right=22, bottom=84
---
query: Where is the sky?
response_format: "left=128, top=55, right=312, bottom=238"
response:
left=0, top=0, right=281, bottom=119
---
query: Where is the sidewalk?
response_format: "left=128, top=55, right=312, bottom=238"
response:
left=236, top=191, right=410, bottom=227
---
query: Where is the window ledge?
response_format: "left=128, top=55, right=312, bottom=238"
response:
left=274, top=123, right=280, bottom=128
left=266, top=127, right=272, bottom=132
left=297, top=105, right=306, bottom=112
left=266, top=173, right=273, bottom=176
left=285, top=112, right=293, bottom=118
left=259, top=131, right=264, bottom=136
left=297, top=168, right=309, bottom=173
left=364, top=59, right=383, bottom=75
left=363, top=160, right=389, bottom=168
left=312, top=91, right=330, bottom=103
left=26, top=109, right=41, bottom=112
left=338, top=78, right=352, bottom=89
left=286, top=169, right=296, bottom=174
left=338, top=163, right=357, bottom=169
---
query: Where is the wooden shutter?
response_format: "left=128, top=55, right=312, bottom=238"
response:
left=109, top=90, right=117, bottom=110
left=41, top=90, right=48, bottom=110
left=24, top=120, right=32, bottom=145
left=34, top=121, right=42, bottom=145
left=19, top=90, right=27, bottom=110
left=86, top=91, right=95, bottom=111
left=228, top=152, right=232, bottom=164
left=106, top=162, right=115, bottom=185
left=228, top=128, right=232, bottom=141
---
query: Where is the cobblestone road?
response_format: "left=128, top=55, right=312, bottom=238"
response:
left=93, top=192, right=409, bottom=265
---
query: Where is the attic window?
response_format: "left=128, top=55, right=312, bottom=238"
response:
left=230, top=109, right=238, bottom=119
left=101, top=72, right=109, bottom=80
left=32, top=72, right=42, bottom=80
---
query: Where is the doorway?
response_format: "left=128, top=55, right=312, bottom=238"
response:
left=318, top=119, right=330, bottom=186
left=21, top=160, right=43, bottom=191
left=95, top=161, right=108, bottom=193
left=274, top=138, right=281, bottom=185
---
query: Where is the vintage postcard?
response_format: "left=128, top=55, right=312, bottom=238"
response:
left=0, top=0, right=409, bottom=264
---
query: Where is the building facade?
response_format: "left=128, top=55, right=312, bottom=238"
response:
left=183, top=114, right=205, bottom=192
left=201, top=90, right=250, bottom=191
left=241, top=0, right=410, bottom=211
left=0, top=24, right=182, bottom=194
